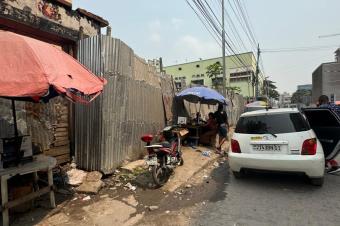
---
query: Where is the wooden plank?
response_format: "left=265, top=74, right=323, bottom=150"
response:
left=57, top=107, right=68, bottom=113
left=59, top=116, right=68, bottom=122
left=53, top=140, right=70, bottom=147
left=55, top=128, right=67, bottom=133
left=54, top=136, right=69, bottom=141
left=54, top=123, right=68, bottom=128
left=59, top=113, right=68, bottom=117
left=5, top=187, right=51, bottom=209
left=55, top=132, right=68, bottom=137
left=55, top=154, right=70, bottom=165
left=45, top=146, right=69, bottom=157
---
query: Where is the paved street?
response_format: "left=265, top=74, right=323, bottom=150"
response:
left=192, top=162, right=340, bottom=226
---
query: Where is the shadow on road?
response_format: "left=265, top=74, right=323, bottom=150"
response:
left=208, top=162, right=230, bottom=202
left=232, top=170, right=323, bottom=192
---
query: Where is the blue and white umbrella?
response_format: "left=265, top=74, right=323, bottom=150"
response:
left=176, top=87, right=228, bottom=105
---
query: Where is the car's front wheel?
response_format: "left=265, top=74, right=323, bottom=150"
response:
left=310, top=177, right=324, bottom=186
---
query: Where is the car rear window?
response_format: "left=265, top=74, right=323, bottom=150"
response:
left=235, top=112, right=310, bottom=134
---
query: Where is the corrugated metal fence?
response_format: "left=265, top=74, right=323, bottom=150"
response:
left=75, top=35, right=173, bottom=174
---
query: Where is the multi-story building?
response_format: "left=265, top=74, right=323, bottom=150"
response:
left=312, top=49, right=340, bottom=103
left=164, top=52, right=263, bottom=98
left=279, top=92, right=292, bottom=108
left=297, top=84, right=312, bottom=91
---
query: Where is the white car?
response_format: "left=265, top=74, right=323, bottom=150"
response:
left=229, top=108, right=340, bottom=186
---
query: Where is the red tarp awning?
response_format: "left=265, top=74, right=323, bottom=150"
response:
left=0, top=31, right=106, bottom=102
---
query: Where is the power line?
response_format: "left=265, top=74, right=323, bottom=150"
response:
left=185, top=0, right=259, bottom=88
left=215, top=0, right=252, bottom=66
left=193, top=0, right=251, bottom=69
left=214, top=0, right=248, bottom=53
left=221, top=0, right=259, bottom=70
left=185, top=0, right=222, bottom=47
left=234, top=0, right=257, bottom=48
left=201, top=0, right=249, bottom=64
left=262, top=45, right=339, bottom=53
left=226, top=0, right=257, bottom=51
left=202, top=0, right=255, bottom=69
left=185, top=0, right=247, bottom=70
left=239, top=0, right=258, bottom=43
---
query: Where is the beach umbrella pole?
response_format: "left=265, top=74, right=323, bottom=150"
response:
left=11, top=99, right=18, bottom=137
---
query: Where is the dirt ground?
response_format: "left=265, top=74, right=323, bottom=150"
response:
left=10, top=146, right=228, bottom=226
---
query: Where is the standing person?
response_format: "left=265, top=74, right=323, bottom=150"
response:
left=318, top=95, right=340, bottom=173
left=214, top=104, right=229, bottom=154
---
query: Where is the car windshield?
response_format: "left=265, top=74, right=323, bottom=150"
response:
left=235, top=112, right=310, bottom=134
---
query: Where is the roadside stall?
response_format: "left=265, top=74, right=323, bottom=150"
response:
left=0, top=31, right=106, bottom=226
left=175, top=87, right=229, bottom=146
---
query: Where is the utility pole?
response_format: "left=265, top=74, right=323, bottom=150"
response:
left=222, top=0, right=227, bottom=98
left=255, top=43, right=260, bottom=99
left=264, top=77, right=269, bottom=97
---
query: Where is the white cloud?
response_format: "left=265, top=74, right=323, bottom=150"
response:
left=148, top=19, right=161, bottom=31
left=173, top=35, right=220, bottom=61
left=148, top=19, right=161, bottom=44
left=171, top=18, right=183, bottom=30
left=150, top=33, right=161, bottom=43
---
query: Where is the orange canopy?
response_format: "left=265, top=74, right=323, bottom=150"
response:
left=0, top=31, right=106, bottom=102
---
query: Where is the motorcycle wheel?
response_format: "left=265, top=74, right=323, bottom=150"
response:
left=152, top=165, right=170, bottom=187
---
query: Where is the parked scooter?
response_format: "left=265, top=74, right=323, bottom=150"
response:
left=141, top=125, right=187, bottom=187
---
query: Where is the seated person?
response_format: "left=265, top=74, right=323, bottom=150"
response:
left=199, top=113, right=218, bottom=146
left=195, top=112, right=205, bottom=124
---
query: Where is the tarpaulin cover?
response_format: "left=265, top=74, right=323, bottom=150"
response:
left=0, top=31, right=106, bottom=102
left=176, top=86, right=228, bottom=105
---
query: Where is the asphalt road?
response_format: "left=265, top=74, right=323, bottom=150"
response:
left=192, top=163, right=340, bottom=226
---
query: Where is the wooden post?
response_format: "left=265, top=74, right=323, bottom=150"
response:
left=33, top=172, right=39, bottom=192
left=48, top=168, right=56, bottom=208
left=11, top=99, right=18, bottom=137
left=106, top=26, right=112, bottom=36
left=1, top=176, right=9, bottom=226
left=78, top=26, right=84, bottom=40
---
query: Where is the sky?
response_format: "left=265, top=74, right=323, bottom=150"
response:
left=73, top=0, right=340, bottom=93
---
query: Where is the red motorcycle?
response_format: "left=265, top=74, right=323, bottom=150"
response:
left=141, top=125, right=186, bottom=187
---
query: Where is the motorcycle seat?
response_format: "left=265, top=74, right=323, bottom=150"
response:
left=160, top=141, right=172, bottom=148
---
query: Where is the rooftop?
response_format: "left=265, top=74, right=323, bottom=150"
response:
left=241, top=108, right=299, bottom=117
left=164, top=52, right=254, bottom=67
left=313, top=61, right=340, bottom=74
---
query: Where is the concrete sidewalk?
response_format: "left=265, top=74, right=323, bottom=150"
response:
left=162, top=146, right=220, bottom=192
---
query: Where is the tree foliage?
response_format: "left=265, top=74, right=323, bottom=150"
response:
left=263, top=80, right=279, bottom=100
left=227, top=86, right=241, bottom=94
left=269, top=89, right=280, bottom=100
left=206, top=62, right=223, bottom=89
left=291, top=89, right=312, bottom=104
left=206, top=62, right=222, bottom=78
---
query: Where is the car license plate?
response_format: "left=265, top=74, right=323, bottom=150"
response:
left=146, top=157, right=158, bottom=166
left=253, top=144, right=281, bottom=152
